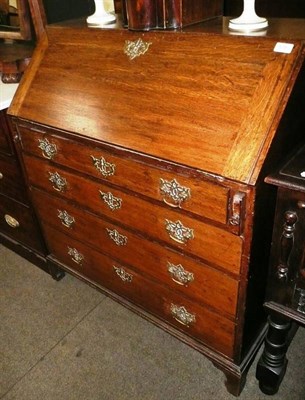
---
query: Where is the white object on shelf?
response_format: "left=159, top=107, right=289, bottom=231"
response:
left=87, top=0, right=116, bottom=26
left=229, top=0, right=268, bottom=32
left=0, top=76, right=19, bottom=111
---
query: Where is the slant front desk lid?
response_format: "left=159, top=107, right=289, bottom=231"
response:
left=9, top=23, right=305, bottom=184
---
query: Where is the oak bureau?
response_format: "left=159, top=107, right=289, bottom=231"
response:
left=8, top=18, right=305, bottom=396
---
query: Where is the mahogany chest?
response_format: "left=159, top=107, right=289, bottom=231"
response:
left=8, top=19, right=305, bottom=395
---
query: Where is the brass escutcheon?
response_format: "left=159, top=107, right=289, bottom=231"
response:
left=160, top=178, right=191, bottom=208
left=165, top=219, right=194, bottom=244
left=68, top=247, right=84, bottom=265
left=49, top=171, right=67, bottom=192
left=38, top=138, right=57, bottom=160
left=106, top=228, right=127, bottom=246
left=99, top=191, right=122, bottom=211
left=91, top=155, right=116, bottom=177
left=113, top=266, right=133, bottom=283
left=58, top=210, right=75, bottom=228
left=167, top=262, right=194, bottom=286
left=124, top=38, right=152, bottom=60
left=170, top=304, right=196, bottom=327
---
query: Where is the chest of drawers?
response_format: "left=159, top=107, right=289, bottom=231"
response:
left=8, top=19, right=305, bottom=396
left=0, top=85, right=48, bottom=271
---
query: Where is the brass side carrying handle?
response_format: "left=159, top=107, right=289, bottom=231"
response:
left=167, top=262, right=194, bottom=286
left=165, top=219, right=194, bottom=244
left=48, top=171, right=67, bottom=192
left=91, top=155, right=116, bottom=177
left=113, top=266, right=133, bottom=283
left=0, top=172, right=3, bottom=180
left=160, top=178, right=191, bottom=208
left=4, top=214, right=19, bottom=228
left=68, top=246, right=84, bottom=265
left=170, top=304, right=196, bottom=327
left=38, top=138, right=57, bottom=160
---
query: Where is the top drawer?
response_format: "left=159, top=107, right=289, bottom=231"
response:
left=17, top=124, right=230, bottom=226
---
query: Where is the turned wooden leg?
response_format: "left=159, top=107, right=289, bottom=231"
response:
left=256, top=313, right=292, bottom=395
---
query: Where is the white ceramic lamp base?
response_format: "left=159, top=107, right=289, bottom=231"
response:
left=87, top=0, right=116, bottom=26
left=229, top=0, right=268, bottom=32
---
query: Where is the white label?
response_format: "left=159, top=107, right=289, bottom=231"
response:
left=273, top=42, right=294, bottom=54
left=300, top=171, right=305, bottom=178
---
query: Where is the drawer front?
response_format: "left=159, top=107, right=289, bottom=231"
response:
left=18, top=125, right=229, bottom=225
left=0, top=193, right=44, bottom=252
left=0, top=155, right=27, bottom=202
left=0, top=111, right=13, bottom=155
left=43, top=224, right=236, bottom=359
left=24, top=155, right=243, bottom=273
left=32, top=188, right=239, bottom=316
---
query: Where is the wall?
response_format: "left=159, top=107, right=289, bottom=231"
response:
left=43, top=1, right=305, bottom=24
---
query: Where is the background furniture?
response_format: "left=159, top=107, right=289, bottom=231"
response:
left=256, top=145, right=305, bottom=395
left=0, top=79, right=48, bottom=272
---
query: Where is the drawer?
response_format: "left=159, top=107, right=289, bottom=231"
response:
left=18, top=125, right=230, bottom=225
left=0, top=193, right=44, bottom=252
left=0, top=111, right=13, bottom=156
left=31, top=188, right=239, bottom=316
left=43, top=224, right=236, bottom=359
left=0, top=155, right=27, bottom=202
left=24, top=156, right=243, bottom=273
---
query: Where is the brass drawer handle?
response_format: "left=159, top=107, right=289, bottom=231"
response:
left=167, top=262, right=194, bottom=286
left=49, top=171, right=67, bottom=192
left=68, top=246, right=84, bottom=265
left=160, top=178, right=191, bottom=208
left=99, top=191, right=122, bottom=211
left=91, top=155, right=115, bottom=177
left=58, top=210, right=75, bottom=228
left=38, top=138, right=57, bottom=160
left=4, top=214, right=19, bottom=228
left=165, top=219, right=194, bottom=244
left=170, top=304, right=196, bottom=327
left=113, top=266, right=133, bottom=283
left=106, top=228, right=128, bottom=246
left=0, top=172, right=3, bottom=180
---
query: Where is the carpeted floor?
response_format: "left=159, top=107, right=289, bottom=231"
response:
left=1, top=244, right=305, bottom=400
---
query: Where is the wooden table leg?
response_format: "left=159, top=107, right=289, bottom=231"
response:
left=256, top=313, right=293, bottom=395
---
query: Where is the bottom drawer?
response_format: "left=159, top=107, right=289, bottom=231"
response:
left=0, top=193, right=45, bottom=252
left=43, top=224, right=236, bottom=359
